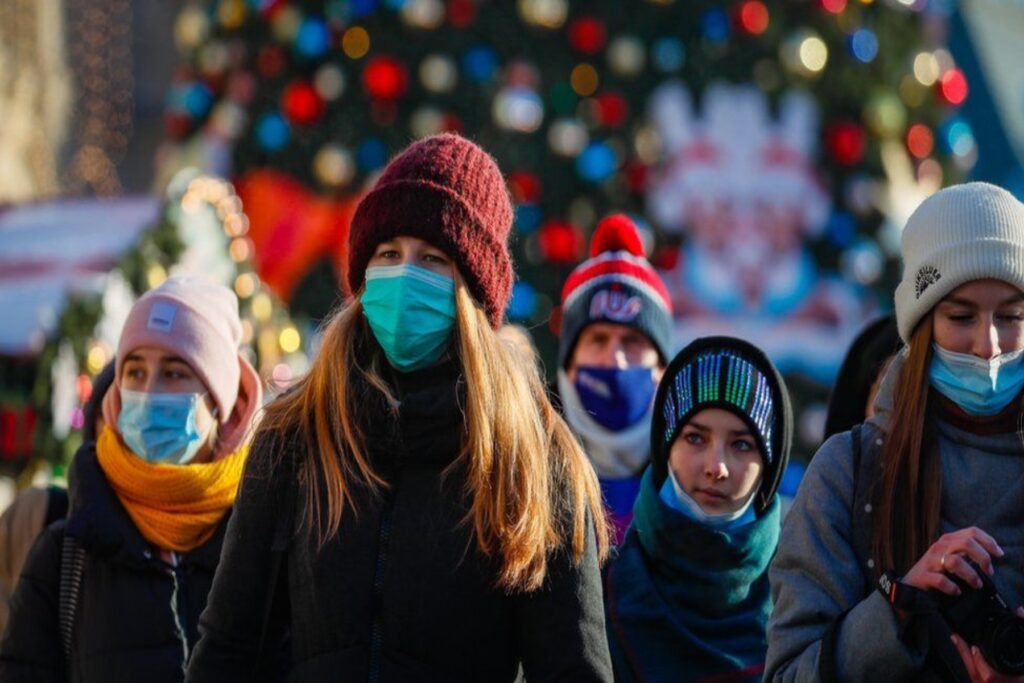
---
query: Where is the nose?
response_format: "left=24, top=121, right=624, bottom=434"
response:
left=610, top=344, right=629, bottom=370
left=704, top=446, right=728, bottom=481
left=971, top=320, right=1001, bottom=360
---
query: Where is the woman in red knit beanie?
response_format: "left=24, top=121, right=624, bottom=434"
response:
left=187, top=133, right=614, bottom=682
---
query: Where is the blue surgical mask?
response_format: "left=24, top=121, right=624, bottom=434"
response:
left=929, top=344, right=1024, bottom=415
left=117, top=389, right=208, bottom=464
left=361, top=264, right=456, bottom=373
left=573, top=366, right=657, bottom=432
left=659, top=468, right=756, bottom=530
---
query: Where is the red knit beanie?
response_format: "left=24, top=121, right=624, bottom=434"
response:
left=348, top=134, right=514, bottom=328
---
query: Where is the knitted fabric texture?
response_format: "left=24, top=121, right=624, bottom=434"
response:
left=95, top=426, right=247, bottom=552
left=348, top=133, right=514, bottom=328
left=101, top=277, right=263, bottom=458
left=559, top=214, right=673, bottom=368
left=895, top=182, right=1024, bottom=341
left=605, top=469, right=780, bottom=683
left=650, top=336, right=792, bottom=517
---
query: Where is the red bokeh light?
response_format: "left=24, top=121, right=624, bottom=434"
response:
left=508, top=171, right=542, bottom=203
left=825, top=121, right=866, bottom=167
left=568, top=17, right=607, bottom=55
left=539, top=220, right=585, bottom=263
left=906, top=123, right=935, bottom=159
left=939, top=69, right=969, bottom=105
left=282, top=81, right=325, bottom=125
left=447, top=0, right=476, bottom=27
left=738, top=1, right=769, bottom=35
left=820, top=0, right=847, bottom=13
left=596, top=92, right=629, bottom=127
left=362, top=56, right=409, bottom=100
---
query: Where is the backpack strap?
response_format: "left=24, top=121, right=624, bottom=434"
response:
left=58, top=531, right=86, bottom=661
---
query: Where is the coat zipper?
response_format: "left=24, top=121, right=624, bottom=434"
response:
left=368, top=489, right=396, bottom=683
left=166, top=555, right=190, bottom=672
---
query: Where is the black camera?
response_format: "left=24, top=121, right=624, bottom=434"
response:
left=932, top=560, right=1024, bottom=676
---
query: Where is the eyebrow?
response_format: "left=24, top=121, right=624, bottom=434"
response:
left=941, top=293, right=1024, bottom=308
left=685, top=420, right=752, bottom=437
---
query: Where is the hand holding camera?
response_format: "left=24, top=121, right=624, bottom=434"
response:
left=902, top=527, right=1024, bottom=680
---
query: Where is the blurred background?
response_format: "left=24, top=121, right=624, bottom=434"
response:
left=1, top=0, right=1022, bottom=504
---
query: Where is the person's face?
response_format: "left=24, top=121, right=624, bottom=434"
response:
left=668, top=408, right=764, bottom=515
left=568, top=322, right=665, bottom=382
left=119, top=346, right=218, bottom=460
left=932, top=279, right=1024, bottom=359
left=367, top=236, right=454, bottom=278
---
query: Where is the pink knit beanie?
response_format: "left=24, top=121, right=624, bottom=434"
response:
left=102, top=277, right=263, bottom=457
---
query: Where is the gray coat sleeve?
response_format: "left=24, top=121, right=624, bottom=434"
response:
left=765, top=432, right=928, bottom=682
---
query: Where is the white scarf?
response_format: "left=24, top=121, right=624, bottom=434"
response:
left=558, top=370, right=651, bottom=479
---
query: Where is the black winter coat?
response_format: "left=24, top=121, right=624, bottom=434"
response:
left=186, top=362, right=613, bottom=683
left=0, top=443, right=230, bottom=682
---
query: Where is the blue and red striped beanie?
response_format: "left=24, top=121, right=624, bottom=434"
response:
left=558, top=214, right=673, bottom=368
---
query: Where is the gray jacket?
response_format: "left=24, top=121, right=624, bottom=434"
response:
left=765, top=354, right=1024, bottom=682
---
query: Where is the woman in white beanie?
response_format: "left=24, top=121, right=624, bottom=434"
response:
left=766, top=182, right=1024, bottom=682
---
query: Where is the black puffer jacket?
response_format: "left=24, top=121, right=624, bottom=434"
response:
left=186, top=362, right=612, bottom=682
left=0, top=443, right=231, bottom=682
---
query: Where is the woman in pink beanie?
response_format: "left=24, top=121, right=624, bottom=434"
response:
left=1, top=276, right=263, bottom=683
left=187, top=133, right=614, bottom=682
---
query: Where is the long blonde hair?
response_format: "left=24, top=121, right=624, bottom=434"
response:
left=257, top=274, right=610, bottom=592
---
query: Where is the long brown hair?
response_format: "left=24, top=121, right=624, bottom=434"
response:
left=257, top=274, right=610, bottom=592
left=871, top=313, right=943, bottom=575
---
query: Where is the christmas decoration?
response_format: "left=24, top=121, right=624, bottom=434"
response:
left=0, top=173, right=300, bottom=478
left=160, top=0, right=966, bottom=457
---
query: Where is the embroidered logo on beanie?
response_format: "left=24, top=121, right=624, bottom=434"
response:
left=915, top=265, right=941, bottom=299
left=147, top=302, right=178, bottom=334
left=589, top=288, right=643, bottom=322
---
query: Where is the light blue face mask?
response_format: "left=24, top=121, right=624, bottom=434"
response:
left=658, top=468, right=757, bottom=531
left=117, top=389, right=208, bottom=464
left=361, top=264, right=456, bottom=373
left=929, top=343, right=1024, bottom=415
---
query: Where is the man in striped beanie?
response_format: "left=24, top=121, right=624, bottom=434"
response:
left=557, top=213, right=674, bottom=543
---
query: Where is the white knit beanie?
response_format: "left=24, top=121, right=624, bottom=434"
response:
left=894, top=182, right=1024, bottom=342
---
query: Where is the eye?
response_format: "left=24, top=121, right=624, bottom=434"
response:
left=997, top=311, right=1024, bottom=322
left=423, top=252, right=449, bottom=265
left=124, top=367, right=144, bottom=379
left=684, top=432, right=704, bottom=446
left=732, top=439, right=755, bottom=452
left=947, top=313, right=973, bottom=323
left=378, top=248, right=400, bottom=260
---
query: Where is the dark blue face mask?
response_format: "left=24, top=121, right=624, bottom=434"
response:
left=573, top=365, right=657, bottom=432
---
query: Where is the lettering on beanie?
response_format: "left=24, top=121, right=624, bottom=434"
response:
left=915, top=265, right=941, bottom=299
left=590, top=289, right=643, bottom=322
left=147, top=302, right=178, bottom=334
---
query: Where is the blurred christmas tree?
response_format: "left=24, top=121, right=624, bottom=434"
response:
left=163, top=0, right=975, bottom=454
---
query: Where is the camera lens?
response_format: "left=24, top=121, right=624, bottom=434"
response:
left=987, top=618, right=1024, bottom=675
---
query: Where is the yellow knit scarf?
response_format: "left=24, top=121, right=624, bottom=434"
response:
left=96, top=426, right=248, bottom=553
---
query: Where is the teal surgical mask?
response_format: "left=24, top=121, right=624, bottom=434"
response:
left=929, top=343, right=1024, bottom=415
left=117, top=389, right=208, bottom=464
left=361, top=264, right=456, bottom=373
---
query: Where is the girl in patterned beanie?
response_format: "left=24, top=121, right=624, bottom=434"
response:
left=605, top=336, right=792, bottom=683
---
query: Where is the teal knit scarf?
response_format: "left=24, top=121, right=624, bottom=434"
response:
left=605, top=469, right=780, bottom=683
